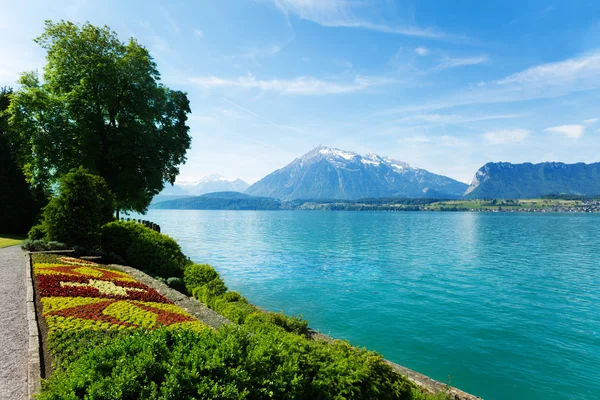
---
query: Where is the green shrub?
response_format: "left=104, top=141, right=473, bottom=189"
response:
left=270, top=312, right=309, bottom=336
left=40, top=327, right=416, bottom=400
left=223, top=291, right=243, bottom=302
left=184, top=264, right=309, bottom=335
left=27, top=224, right=46, bottom=240
left=125, top=229, right=188, bottom=278
left=37, top=167, right=115, bottom=248
left=184, top=263, right=227, bottom=295
left=21, top=239, right=69, bottom=252
left=100, top=221, right=188, bottom=278
left=166, top=277, right=186, bottom=293
left=100, top=221, right=147, bottom=258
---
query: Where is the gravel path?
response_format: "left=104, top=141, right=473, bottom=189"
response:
left=0, top=245, right=28, bottom=400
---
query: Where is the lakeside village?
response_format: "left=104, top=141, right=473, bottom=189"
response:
left=293, top=198, right=600, bottom=213
left=424, top=199, right=600, bottom=213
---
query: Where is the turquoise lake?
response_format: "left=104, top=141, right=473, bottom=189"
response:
left=134, top=210, right=600, bottom=400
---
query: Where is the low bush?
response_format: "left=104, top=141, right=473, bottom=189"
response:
left=166, top=277, right=186, bottom=293
left=99, top=221, right=147, bottom=259
left=40, top=326, right=417, bottom=400
left=21, top=239, right=70, bottom=252
left=185, top=263, right=309, bottom=335
left=100, top=221, right=188, bottom=278
left=125, top=229, right=188, bottom=278
left=184, top=263, right=227, bottom=295
left=270, top=312, right=309, bottom=336
left=223, top=291, right=243, bottom=302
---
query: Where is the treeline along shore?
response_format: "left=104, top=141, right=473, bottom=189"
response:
left=150, top=192, right=600, bottom=213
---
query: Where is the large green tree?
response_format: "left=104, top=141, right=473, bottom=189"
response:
left=8, top=21, right=191, bottom=215
left=0, top=87, right=42, bottom=233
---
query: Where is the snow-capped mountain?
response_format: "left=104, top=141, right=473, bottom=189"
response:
left=245, top=146, right=467, bottom=200
left=161, top=174, right=249, bottom=196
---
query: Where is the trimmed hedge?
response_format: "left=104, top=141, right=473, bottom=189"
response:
left=40, top=327, right=417, bottom=400
left=100, top=221, right=188, bottom=278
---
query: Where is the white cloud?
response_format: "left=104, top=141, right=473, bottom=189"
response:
left=483, top=128, right=531, bottom=144
left=271, top=0, right=449, bottom=39
left=379, top=50, right=600, bottom=114
left=190, top=73, right=397, bottom=95
left=494, top=51, right=600, bottom=86
left=433, top=55, right=488, bottom=70
left=544, top=124, right=585, bottom=139
left=583, top=118, right=599, bottom=125
left=399, top=113, right=523, bottom=124
left=161, top=8, right=181, bottom=33
left=415, top=47, right=429, bottom=56
left=193, top=29, right=204, bottom=39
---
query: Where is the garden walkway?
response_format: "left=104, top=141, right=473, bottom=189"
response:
left=0, top=245, right=28, bottom=400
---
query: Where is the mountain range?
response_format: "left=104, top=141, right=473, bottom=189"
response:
left=155, top=147, right=600, bottom=207
left=246, top=146, right=468, bottom=200
left=160, top=174, right=249, bottom=197
left=464, top=161, right=600, bottom=199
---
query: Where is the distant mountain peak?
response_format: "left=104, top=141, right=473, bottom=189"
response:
left=464, top=161, right=600, bottom=199
left=246, top=146, right=467, bottom=200
left=160, top=174, right=249, bottom=197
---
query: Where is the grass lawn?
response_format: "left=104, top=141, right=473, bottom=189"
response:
left=0, top=234, right=25, bottom=249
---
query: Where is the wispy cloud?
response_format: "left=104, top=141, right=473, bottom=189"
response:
left=190, top=73, right=398, bottom=95
left=483, top=128, right=531, bottom=144
left=161, top=8, right=181, bottom=34
left=494, top=51, right=600, bottom=86
left=583, top=118, right=598, bottom=125
left=433, top=55, right=489, bottom=70
left=415, top=47, right=430, bottom=56
left=544, top=124, right=585, bottom=139
left=271, top=0, right=453, bottom=39
left=379, top=50, right=600, bottom=114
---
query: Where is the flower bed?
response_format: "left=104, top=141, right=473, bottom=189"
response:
left=33, top=255, right=204, bottom=336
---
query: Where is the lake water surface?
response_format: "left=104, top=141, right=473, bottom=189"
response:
left=133, top=210, right=600, bottom=400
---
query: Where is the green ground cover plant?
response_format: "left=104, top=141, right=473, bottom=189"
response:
left=40, top=326, right=419, bottom=400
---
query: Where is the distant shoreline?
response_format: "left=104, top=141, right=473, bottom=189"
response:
left=150, top=193, right=600, bottom=213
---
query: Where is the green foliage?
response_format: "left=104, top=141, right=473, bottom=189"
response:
left=0, top=87, right=43, bottom=233
left=185, top=264, right=309, bottom=335
left=270, top=312, right=309, bottom=336
left=99, top=220, right=146, bottom=257
left=184, top=263, right=228, bottom=295
left=27, top=224, right=46, bottom=240
left=40, top=327, right=417, bottom=400
left=125, top=230, right=187, bottom=278
left=47, top=329, right=130, bottom=372
left=166, top=277, right=185, bottom=293
left=20, top=240, right=69, bottom=252
left=8, top=21, right=191, bottom=213
left=223, top=291, right=243, bottom=302
left=37, top=167, right=115, bottom=248
left=100, top=221, right=188, bottom=278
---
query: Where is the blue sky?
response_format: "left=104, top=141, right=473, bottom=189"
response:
left=1, top=0, right=600, bottom=183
